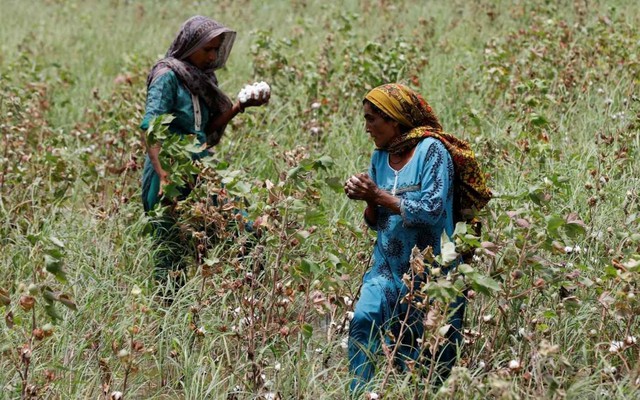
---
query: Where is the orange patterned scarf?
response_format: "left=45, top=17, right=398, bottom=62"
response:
left=365, top=83, right=492, bottom=219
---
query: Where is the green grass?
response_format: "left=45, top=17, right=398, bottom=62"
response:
left=1, top=0, right=639, bottom=398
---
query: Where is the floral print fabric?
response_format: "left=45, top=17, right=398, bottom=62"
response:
left=349, top=138, right=461, bottom=390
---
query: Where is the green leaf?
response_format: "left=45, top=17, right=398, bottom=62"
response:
left=299, top=259, right=314, bottom=275
left=229, top=181, right=251, bottom=195
left=50, top=236, right=65, bottom=248
left=44, top=302, right=62, bottom=321
left=546, top=215, right=564, bottom=235
left=424, top=279, right=458, bottom=302
left=295, top=230, right=311, bottom=240
left=302, top=323, right=313, bottom=339
left=453, top=222, right=467, bottom=237
left=290, top=199, right=307, bottom=212
left=324, top=177, right=344, bottom=193
left=470, top=274, right=502, bottom=295
left=42, top=287, right=57, bottom=303
left=57, top=294, right=78, bottom=311
left=26, top=234, right=41, bottom=245
left=458, top=264, right=474, bottom=275
left=286, top=165, right=303, bottom=180
left=313, top=155, right=334, bottom=170
left=564, top=222, right=586, bottom=239
left=45, top=247, right=64, bottom=259
left=603, top=265, right=618, bottom=278
left=326, top=253, right=341, bottom=267
left=623, top=256, right=640, bottom=272
left=162, top=183, right=182, bottom=199
left=305, top=209, right=326, bottom=225
left=184, top=140, right=205, bottom=154
left=529, top=113, right=548, bottom=127
left=44, top=255, right=67, bottom=283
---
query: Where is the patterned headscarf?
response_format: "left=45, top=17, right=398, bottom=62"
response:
left=147, top=16, right=236, bottom=146
left=365, top=83, right=492, bottom=218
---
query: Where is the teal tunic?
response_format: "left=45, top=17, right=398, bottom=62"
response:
left=140, top=70, right=211, bottom=212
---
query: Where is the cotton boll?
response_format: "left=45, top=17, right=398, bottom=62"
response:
left=249, top=86, right=259, bottom=100
left=255, top=81, right=271, bottom=100
left=237, top=86, right=252, bottom=104
left=238, top=82, right=271, bottom=104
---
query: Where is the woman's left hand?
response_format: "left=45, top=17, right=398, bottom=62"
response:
left=344, top=173, right=379, bottom=202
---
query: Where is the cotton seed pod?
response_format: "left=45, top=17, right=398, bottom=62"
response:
left=511, top=269, right=524, bottom=280
left=41, top=323, right=54, bottom=337
left=25, top=385, right=38, bottom=396
left=33, top=328, right=45, bottom=341
left=28, top=283, right=39, bottom=295
left=117, top=349, right=130, bottom=360
left=19, top=295, right=36, bottom=311
left=21, top=345, right=32, bottom=362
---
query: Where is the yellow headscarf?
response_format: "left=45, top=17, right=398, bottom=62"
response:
left=364, top=83, right=492, bottom=218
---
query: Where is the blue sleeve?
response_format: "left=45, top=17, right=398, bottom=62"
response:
left=364, top=151, right=379, bottom=230
left=400, top=140, right=453, bottom=227
left=140, top=71, right=177, bottom=130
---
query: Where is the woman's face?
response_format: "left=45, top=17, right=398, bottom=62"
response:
left=187, top=36, right=223, bottom=69
left=363, top=102, right=400, bottom=149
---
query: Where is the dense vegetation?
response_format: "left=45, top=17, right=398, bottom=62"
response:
left=1, top=0, right=638, bottom=398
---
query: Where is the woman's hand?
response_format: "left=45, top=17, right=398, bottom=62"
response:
left=345, top=172, right=402, bottom=214
left=344, top=173, right=379, bottom=202
left=158, top=169, right=170, bottom=196
left=241, top=91, right=270, bottom=109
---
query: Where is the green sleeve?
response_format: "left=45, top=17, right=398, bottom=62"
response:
left=140, top=71, right=178, bottom=130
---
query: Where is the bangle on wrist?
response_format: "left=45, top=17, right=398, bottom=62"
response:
left=237, top=101, right=245, bottom=114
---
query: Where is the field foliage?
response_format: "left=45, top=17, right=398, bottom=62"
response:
left=1, top=0, right=639, bottom=399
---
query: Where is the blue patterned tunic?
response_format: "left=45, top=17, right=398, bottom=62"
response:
left=349, top=138, right=462, bottom=390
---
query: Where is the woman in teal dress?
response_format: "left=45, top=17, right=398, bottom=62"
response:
left=140, top=16, right=268, bottom=282
left=344, top=84, right=491, bottom=391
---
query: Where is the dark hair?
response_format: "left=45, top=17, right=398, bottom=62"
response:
left=363, top=99, right=412, bottom=134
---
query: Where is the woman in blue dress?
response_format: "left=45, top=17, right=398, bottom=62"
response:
left=344, top=83, right=491, bottom=391
left=140, top=16, right=268, bottom=283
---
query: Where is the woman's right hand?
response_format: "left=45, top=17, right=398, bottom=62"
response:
left=344, top=173, right=379, bottom=202
left=241, top=92, right=271, bottom=109
left=158, top=169, right=170, bottom=196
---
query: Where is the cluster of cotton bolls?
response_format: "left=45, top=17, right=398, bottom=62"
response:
left=237, top=81, right=271, bottom=104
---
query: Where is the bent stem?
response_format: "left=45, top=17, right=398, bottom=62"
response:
left=379, top=276, right=416, bottom=393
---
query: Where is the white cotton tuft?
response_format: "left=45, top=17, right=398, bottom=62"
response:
left=609, top=341, right=624, bottom=353
left=237, top=82, right=271, bottom=104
